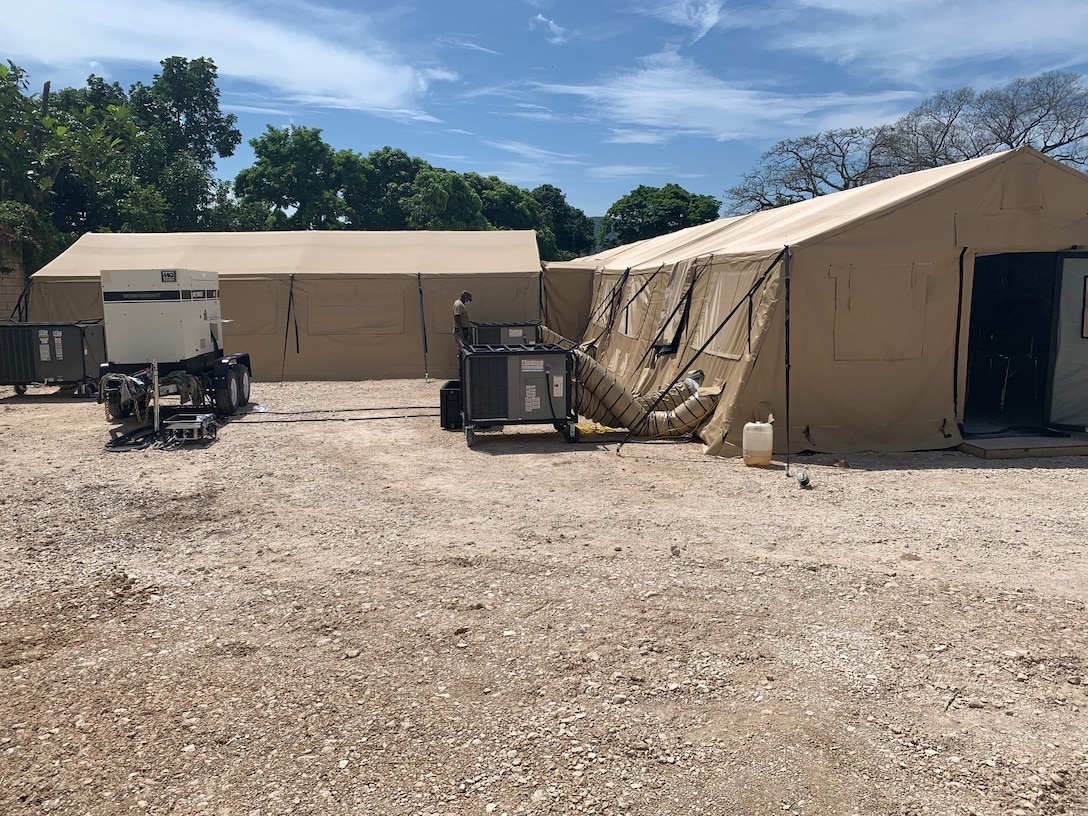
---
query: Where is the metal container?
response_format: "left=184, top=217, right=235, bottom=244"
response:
left=440, top=380, right=462, bottom=430
left=0, top=319, right=106, bottom=392
left=459, top=342, right=577, bottom=445
left=470, top=321, right=542, bottom=346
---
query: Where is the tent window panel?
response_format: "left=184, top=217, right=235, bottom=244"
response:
left=222, top=281, right=281, bottom=336
left=830, top=263, right=931, bottom=361
left=692, top=268, right=747, bottom=359
left=585, top=275, right=625, bottom=335
left=619, top=275, right=655, bottom=339
left=308, top=281, right=406, bottom=336
left=654, top=261, right=696, bottom=349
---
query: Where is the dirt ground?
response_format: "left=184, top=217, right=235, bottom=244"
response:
left=1, top=379, right=1086, bottom=816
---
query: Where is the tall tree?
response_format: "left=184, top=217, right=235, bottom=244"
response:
left=463, top=173, right=540, bottom=230
left=363, top=147, right=432, bottom=230
left=725, top=127, right=900, bottom=213
left=599, top=183, right=721, bottom=249
left=405, top=168, right=488, bottom=230
left=235, top=125, right=348, bottom=229
left=128, top=57, right=240, bottom=170
left=726, top=70, right=1088, bottom=214
left=127, top=57, right=241, bottom=230
left=971, top=70, right=1088, bottom=164
left=530, top=184, right=595, bottom=260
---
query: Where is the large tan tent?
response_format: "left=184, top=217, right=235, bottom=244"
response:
left=27, top=230, right=543, bottom=381
left=556, top=147, right=1088, bottom=455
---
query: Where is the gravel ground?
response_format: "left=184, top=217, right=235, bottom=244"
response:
left=1, top=379, right=1086, bottom=816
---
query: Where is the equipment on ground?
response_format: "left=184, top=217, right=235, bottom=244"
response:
left=0, top=319, right=105, bottom=395
left=458, top=342, right=577, bottom=446
left=161, top=412, right=219, bottom=443
left=97, top=269, right=252, bottom=428
left=440, top=380, right=462, bottom=430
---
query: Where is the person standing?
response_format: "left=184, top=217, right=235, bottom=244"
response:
left=453, top=291, right=473, bottom=344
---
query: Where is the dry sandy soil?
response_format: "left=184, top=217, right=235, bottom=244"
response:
left=1, top=379, right=1086, bottom=816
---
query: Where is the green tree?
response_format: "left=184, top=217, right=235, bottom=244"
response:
left=0, top=62, right=129, bottom=270
left=362, top=147, right=432, bottom=230
left=530, top=184, right=594, bottom=260
left=235, top=125, right=348, bottom=229
left=405, top=168, right=488, bottom=230
left=599, top=183, right=721, bottom=249
left=463, top=173, right=540, bottom=230
left=126, top=57, right=241, bottom=230
left=128, top=57, right=240, bottom=170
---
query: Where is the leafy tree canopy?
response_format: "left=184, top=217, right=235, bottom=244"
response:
left=598, top=183, right=721, bottom=250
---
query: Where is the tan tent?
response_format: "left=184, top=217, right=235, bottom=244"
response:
left=28, top=230, right=543, bottom=380
left=565, top=147, right=1088, bottom=455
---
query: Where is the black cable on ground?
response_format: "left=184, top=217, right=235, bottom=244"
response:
left=104, top=425, right=159, bottom=452
left=226, top=413, right=438, bottom=425
left=250, top=406, right=437, bottom=415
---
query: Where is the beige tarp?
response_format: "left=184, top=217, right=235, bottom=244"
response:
left=29, top=230, right=544, bottom=380
left=571, top=147, right=1088, bottom=455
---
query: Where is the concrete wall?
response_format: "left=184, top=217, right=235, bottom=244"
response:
left=0, top=242, right=27, bottom=319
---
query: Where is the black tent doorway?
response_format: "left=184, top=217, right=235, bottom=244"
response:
left=964, top=252, right=1057, bottom=434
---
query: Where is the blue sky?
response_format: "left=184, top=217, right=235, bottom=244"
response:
left=4, top=0, right=1088, bottom=216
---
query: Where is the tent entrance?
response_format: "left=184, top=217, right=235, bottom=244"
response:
left=963, top=252, right=1057, bottom=434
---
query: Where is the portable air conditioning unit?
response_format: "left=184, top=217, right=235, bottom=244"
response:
left=470, top=321, right=542, bottom=346
left=459, top=342, right=577, bottom=446
left=0, top=319, right=106, bottom=393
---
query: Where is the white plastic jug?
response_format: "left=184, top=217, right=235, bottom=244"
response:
left=742, top=421, right=773, bottom=466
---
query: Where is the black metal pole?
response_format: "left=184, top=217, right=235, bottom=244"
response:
left=416, top=272, right=429, bottom=380
left=279, top=274, right=295, bottom=384
left=783, top=246, right=792, bottom=478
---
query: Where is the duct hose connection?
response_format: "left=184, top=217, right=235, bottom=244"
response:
left=571, top=348, right=720, bottom=438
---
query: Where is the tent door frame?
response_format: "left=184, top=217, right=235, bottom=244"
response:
left=1047, top=251, right=1088, bottom=430
left=963, top=252, right=1060, bottom=432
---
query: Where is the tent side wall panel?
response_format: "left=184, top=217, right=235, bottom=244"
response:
left=30, top=272, right=540, bottom=381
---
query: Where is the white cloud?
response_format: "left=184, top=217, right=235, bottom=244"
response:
left=588, top=164, right=667, bottom=179
left=484, top=139, right=583, bottom=164
left=605, top=129, right=673, bottom=145
left=534, top=51, right=916, bottom=143
left=637, top=1, right=723, bottom=41
left=0, top=0, right=455, bottom=120
left=529, top=14, right=568, bottom=45
left=769, top=0, right=1088, bottom=86
left=439, top=36, right=500, bottom=56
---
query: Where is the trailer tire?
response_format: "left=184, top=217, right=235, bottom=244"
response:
left=106, top=392, right=132, bottom=421
left=214, top=373, right=240, bottom=416
left=235, top=366, right=251, bottom=407
left=14, top=384, right=27, bottom=396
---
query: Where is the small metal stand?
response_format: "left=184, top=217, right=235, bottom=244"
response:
left=161, top=412, right=219, bottom=443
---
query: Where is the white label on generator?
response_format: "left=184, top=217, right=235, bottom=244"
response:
left=552, top=375, right=563, bottom=398
left=52, top=330, right=64, bottom=360
left=521, top=358, right=544, bottom=373
left=509, top=328, right=523, bottom=339
left=38, top=329, right=50, bottom=361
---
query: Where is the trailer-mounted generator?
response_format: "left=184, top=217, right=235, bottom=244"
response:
left=98, top=269, right=252, bottom=422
